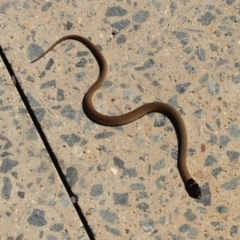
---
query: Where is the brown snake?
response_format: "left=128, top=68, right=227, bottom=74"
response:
left=31, top=35, right=201, bottom=198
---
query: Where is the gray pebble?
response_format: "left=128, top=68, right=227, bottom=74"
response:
left=199, top=74, right=209, bottom=84
left=120, top=83, right=129, bottom=88
left=76, top=58, right=88, bottom=68
left=16, top=234, right=24, bottom=240
left=41, top=2, right=52, bottom=11
left=216, top=59, right=229, bottom=67
left=111, top=20, right=130, bottom=31
left=121, top=168, right=137, bottom=178
left=77, top=51, right=89, bottom=57
left=208, top=134, right=217, bottom=144
left=34, top=108, right=46, bottom=122
left=152, top=160, right=166, bottom=170
left=2, top=177, right=12, bottom=200
left=188, top=227, right=198, bottom=238
left=226, top=151, right=240, bottom=163
left=150, top=39, right=158, bottom=48
left=198, top=207, right=207, bottom=215
left=25, top=93, right=41, bottom=107
left=91, top=184, right=103, bottom=197
left=135, top=59, right=155, bottom=71
left=211, top=221, right=224, bottom=230
left=105, top=6, right=127, bottom=17
left=179, top=224, right=190, bottom=233
left=215, top=118, right=221, bottom=129
left=198, top=12, right=216, bottom=26
left=209, top=43, right=218, bottom=52
left=184, top=209, right=197, bottom=222
left=7, top=237, right=14, bottom=240
left=216, top=205, right=228, bottom=214
left=40, top=80, right=56, bottom=89
left=175, top=82, right=191, bottom=94
left=195, top=48, right=206, bottom=61
left=132, top=11, right=149, bottom=23
left=170, top=1, right=177, bottom=14
left=17, top=191, right=25, bottom=199
left=57, top=89, right=64, bottom=101
left=133, top=95, right=141, bottom=104
left=137, top=202, right=149, bottom=212
left=155, top=176, right=166, bottom=189
left=75, top=72, right=86, bottom=82
left=232, top=74, right=240, bottom=84
left=116, top=34, right=127, bottom=44
left=204, top=155, right=217, bottom=166
left=60, top=134, right=81, bottom=147
left=226, top=0, right=236, bottom=5
left=94, top=131, right=115, bottom=139
left=194, top=109, right=203, bottom=118
left=153, top=115, right=167, bottom=127
left=188, top=148, right=196, bottom=157
left=235, top=62, right=240, bottom=70
left=28, top=43, right=44, bottom=61
left=130, top=183, right=146, bottom=191
left=65, top=21, right=73, bottom=30
left=159, top=216, right=166, bottom=225
left=102, top=79, right=113, bottom=89
left=183, top=46, right=193, bottom=54
left=105, top=225, right=121, bottom=236
left=230, top=225, right=238, bottom=235
left=152, top=80, right=160, bottom=86
left=0, top=105, right=13, bottom=111
left=27, top=209, right=47, bottom=226
left=26, top=127, right=38, bottom=141
left=0, top=134, right=12, bottom=150
left=141, top=218, right=155, bottom=232
left=184, top=62, right=196, bottom=74
left=0, top=3, right=10, bottom=14
left=208, top=82, right=220, bottom=95
left=48, top=173, right=55, bottom=184
left=150, top=134, right=162, bottom=142
left=96, top=92, right=103, bottom=100
left=37, top=162, right=48, bottom=173
left=171, top=234, right=184, bottom=240
left=19, top=108, right=28, bottom=115
left=181, top=38, right=188, bottom=45
left=113, top=192, right=128, bottom=206
left=65, top=166, right=78, bottom=187
left=136, top=192, right=149, bottom=201
left=0, top=158, right=18, bottom=173
left=229, top=124, right=240, bottom=139
left=212, top=167, right=223, bottom=178
left=47, top=235, right=57, bottom=240
left=222, top=177, right=240, bottom=190
left=60, top=104, right=76, bottom=119
left=50, top=223, right=64, bottom=232
left=219, top=135, right=230, bottom=148
left=99, top=209, right=119, bottom=223
left=173, top=31, right=188, bottom=40
left=171, top=148, right=178, bottom=161
left=113, top=156, right=125, bottom=169
left=45, top=58, right=54, bottom=70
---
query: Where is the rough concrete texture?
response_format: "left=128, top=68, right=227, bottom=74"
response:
left=0, top=1, right=240, bottom=239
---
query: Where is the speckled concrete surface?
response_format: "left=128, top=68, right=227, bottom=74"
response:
left=1, top=0, right=240, bottom=239
left=0, top=60, right=89, bottom=239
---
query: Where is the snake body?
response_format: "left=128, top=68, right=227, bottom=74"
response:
left=31, top=35, right=201, bottom=198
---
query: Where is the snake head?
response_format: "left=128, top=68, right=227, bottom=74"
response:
left=185, top=178, right=201, bottom=199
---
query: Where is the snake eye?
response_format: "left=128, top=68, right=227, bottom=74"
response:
left=185, top=178, right=201, bottom=199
